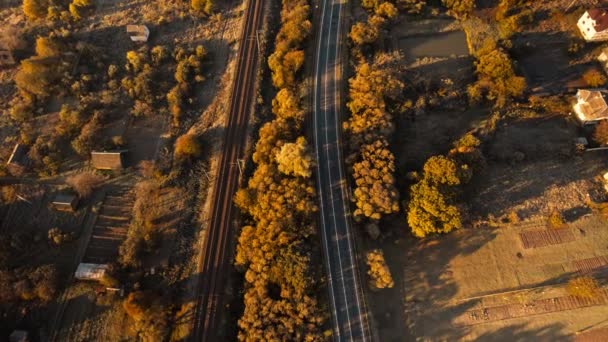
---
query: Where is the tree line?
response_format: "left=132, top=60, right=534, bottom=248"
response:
left=233, top=0, right=326, bottom=340
left=347, top=1, right=402, bottom=230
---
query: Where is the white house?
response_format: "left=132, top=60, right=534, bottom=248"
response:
left=578, top=9, right=608, bottom=41
left=126, top=25, right=150, bottom=42
left=573, top=89, right=608, bottom=125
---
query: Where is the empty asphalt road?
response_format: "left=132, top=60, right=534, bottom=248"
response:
left=313, top=0, right=372, bottom=340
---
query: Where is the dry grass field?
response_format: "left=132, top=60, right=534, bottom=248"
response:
left=355, top=1, right=608, bottom=341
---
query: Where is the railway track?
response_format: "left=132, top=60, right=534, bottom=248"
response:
left=191, top=0, right=264, bottom=340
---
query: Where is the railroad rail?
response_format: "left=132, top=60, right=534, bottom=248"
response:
left=191, top=0, right=264, bottom=340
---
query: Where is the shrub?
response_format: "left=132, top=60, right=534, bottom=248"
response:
left=124, top=291, right=152, bottom=321
left=48, top=227, right=73, bottom=245
left=71, top=0, right=93, bottom=16
left=397, top=0, right=426, bottom=14
left=23, top=0, right=48, bottom=20
left=442, top=0, right=475, bottom=18
left=349, top=21, right=379, bottom=46
left=14, top=279, right=34, bottom=300
left=30, top=264, right=58, bottom=302
left=583, top=69, right=607, bottom=87
left=192, top=0, right=213, bottom=15
left=174, top=134, right=202, bottom=159
left=66, top=172, right=105, bottom=198
left=15, top=57, right=63, bottom=99
left=567, top=276, right=600, bottom=299
left=546, top=209, right=565, bottom=229
left=151, top=45, right=170, bottom=66
left=366, top=249, right=394, bottom=289
left=470, top=47, right=526, bottom=107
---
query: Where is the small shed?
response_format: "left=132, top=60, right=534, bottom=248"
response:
left=75, top=263, right=108, bottom=281
left=91, top=150, right=127, bottom=170
left=0, top=49, right=15, bottom=66
left=52, top=193, right=79, bottom=211
left=126, top=25, right=150, bottom=42
left=9, top=330, right=29, bottom=342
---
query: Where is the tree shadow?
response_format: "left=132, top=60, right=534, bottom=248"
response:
left=511, top=31, right=597, bottom=94
left=470, top=124, right=605, bottom=220
left=475, top=322, right=568, bottom=341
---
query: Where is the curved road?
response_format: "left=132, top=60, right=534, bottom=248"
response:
left=313, top=0, right=372, bottom=340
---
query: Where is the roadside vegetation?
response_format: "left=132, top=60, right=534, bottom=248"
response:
left=366, top=249, right=394, bottom=289
left=347, top=0, right=402, bottom=237
left=233, top=0, right=326, bottom=339
left=0, top=0, right=232, bottom=339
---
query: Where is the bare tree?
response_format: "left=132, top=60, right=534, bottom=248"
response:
left=66, top=172, right=105, bottom=198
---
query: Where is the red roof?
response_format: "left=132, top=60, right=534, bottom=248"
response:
left=588, top=8, right=608, bottom=32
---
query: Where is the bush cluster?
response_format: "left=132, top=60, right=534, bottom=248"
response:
left=119, top=180, right=163, bottom=268
left=191, top=0, right=213, bottom=15
left=345, top=54, right=403, bottom=223
left=407, top=133, right=482, bottom=237
left=495, top=0, right=533, bottom=40
left=366, top=249, right=394, bottom=289
left=441, top=0, right=475, bottom=18
left=567, top=276, right=600, bottom=299
left=23, top=0, right=93, bottom=22
left=167, top=45, right=206, bottom=127
left=467, top=39, right=526, bottom=108
left=0, top=264, right=58, bottom=303
left=121, top=49, right=158, bottom=116
left=349, top=0, right=397, bottom=58
left=233, top=0, right=325, bottom=339
left=66, top=172, right=105, bottom=198
left=123, top=290, right=169, bottom=340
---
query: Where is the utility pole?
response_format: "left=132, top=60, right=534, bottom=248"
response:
left=201, top=167, right=211, bottom=182
left=232, top=159, right=245, bottom=177
left=255, top=30, right=262, bottom=56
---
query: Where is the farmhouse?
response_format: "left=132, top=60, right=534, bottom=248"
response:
left=91, top=150, right=127, bottom=170
left=51, top=193, right=79, bottom=211
left=573, top=89, right=608, bottom=125
left=126, top=25, right=150, bottom=42
left=578, top=9, right=608, bottom=42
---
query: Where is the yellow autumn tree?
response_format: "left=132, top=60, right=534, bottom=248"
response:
left=275, top=136, right=314, bottom=178
left=366, top=249, right=394, bottom=289
left=23, top=0, right=48, bottom=21
left=352, top=139, right=400, bottom=220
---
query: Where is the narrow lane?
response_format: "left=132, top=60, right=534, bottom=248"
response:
left=313, top=0, right=371, bottom=340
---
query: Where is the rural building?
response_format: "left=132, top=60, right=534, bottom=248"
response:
left=126, top=25, right=150, bottom=42
left=91, top=150, right=127, bottom=170
left=578, top=9, right=608, bottom=41
left=573, top=89, right=608, bottom=125
left=75, top=263, right=108, bottom=281
left=0, top=49, right=15, bottom=66
left=9, top=330, right=29, bottom=342
left=51, top=193, right=79, bottom=211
